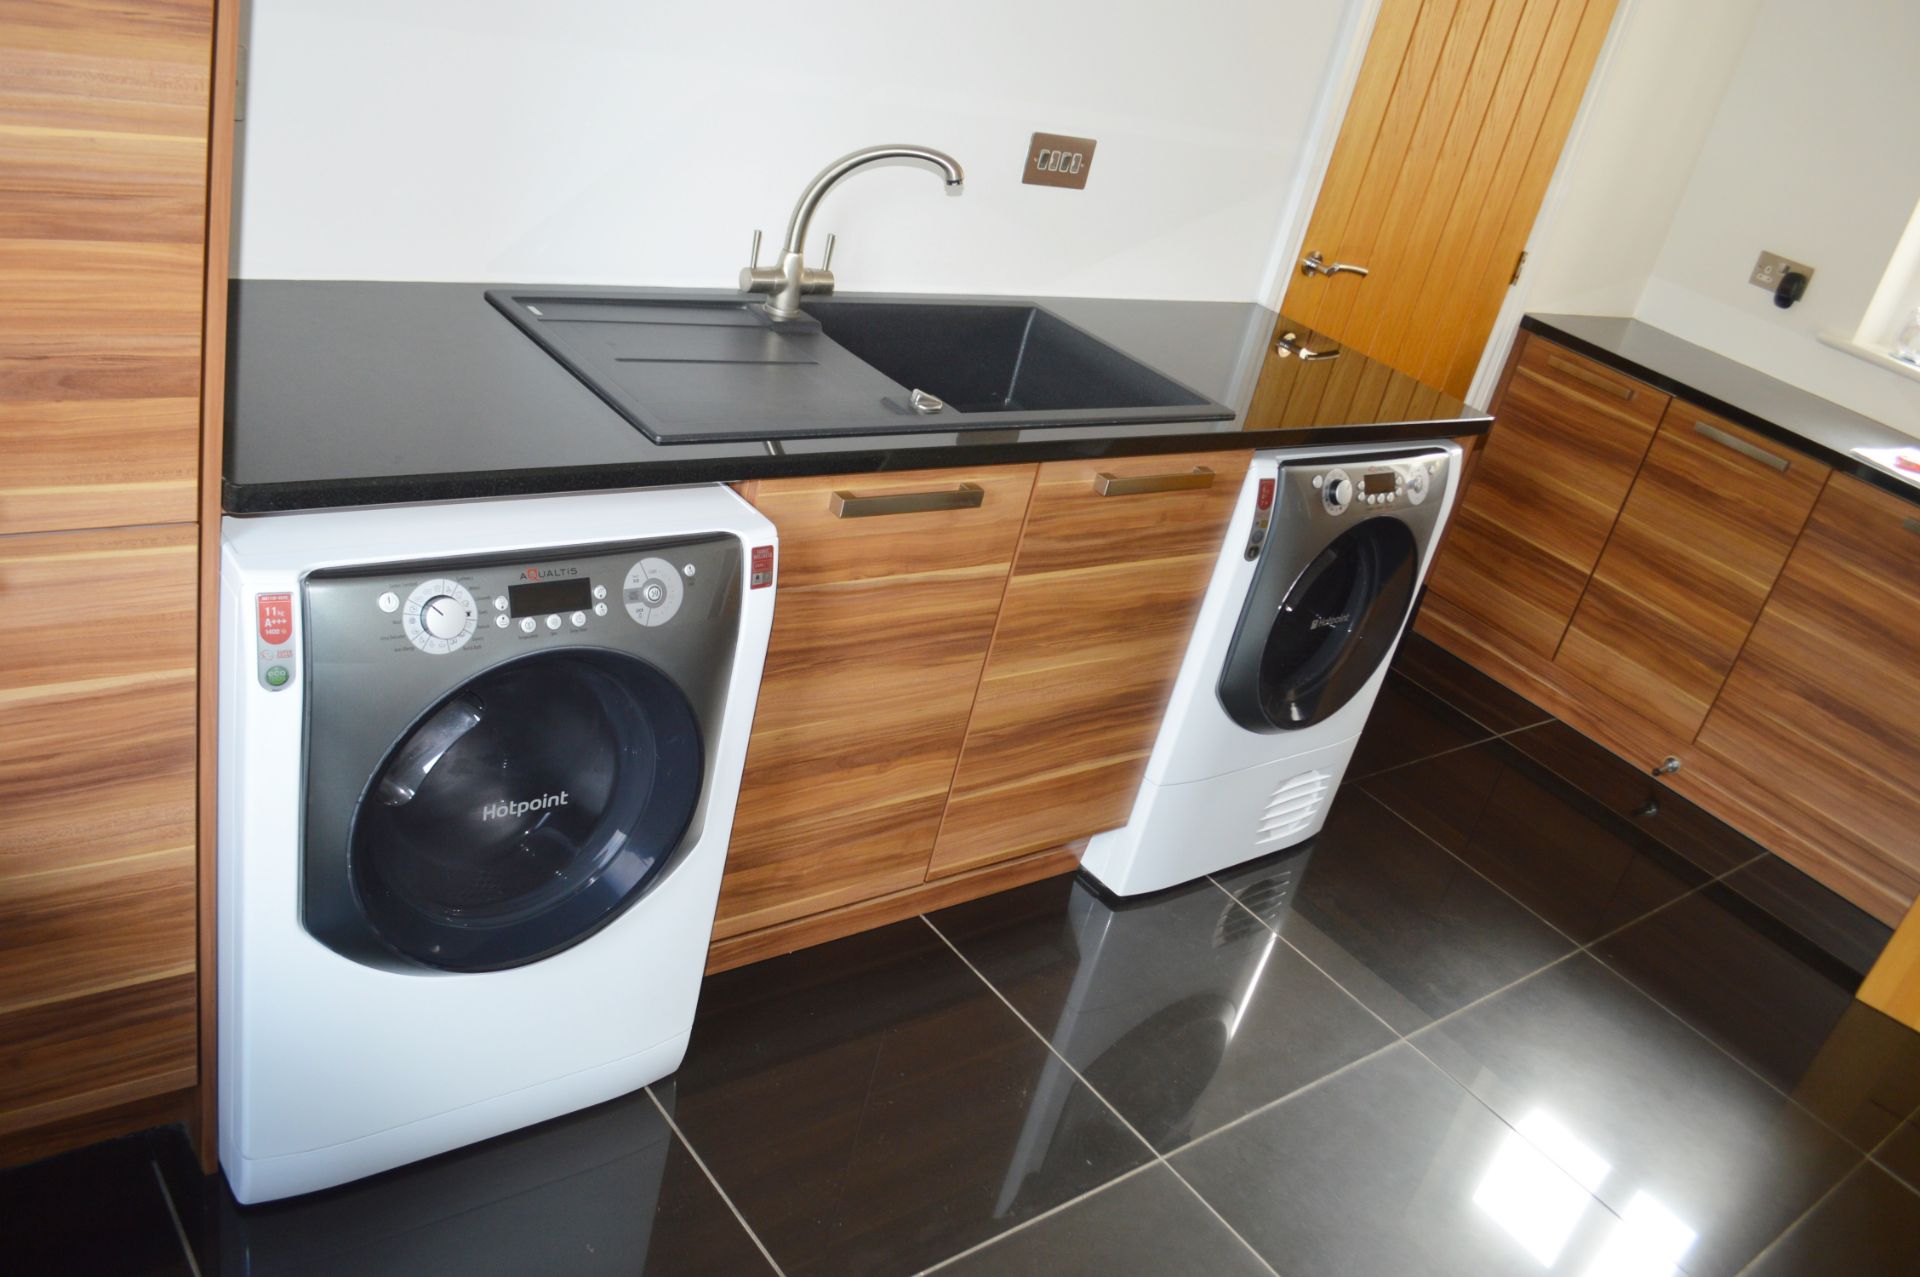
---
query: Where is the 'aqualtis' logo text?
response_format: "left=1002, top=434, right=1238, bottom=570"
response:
left=481, top=791, right=570, bottom=821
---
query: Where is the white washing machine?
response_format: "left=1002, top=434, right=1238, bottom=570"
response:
left=1081, top=442, right=1461, bottom=896
left=218, top=486, right=776, bottom=1203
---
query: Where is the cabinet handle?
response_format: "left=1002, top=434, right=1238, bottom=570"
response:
left=830, top=482, right=984, bottom=518
left=1092, top=467, right=1215, bottom=497
left=1545, top=355, right=1634, bottom=400
left=1904, top=517, right=1920, bottom=537
left=1691, top=420, right=1790, bottom=472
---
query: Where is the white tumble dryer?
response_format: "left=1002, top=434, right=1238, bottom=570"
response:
left=1081, top=442, right=1462, bottom=896
left=218, top=486, right=776, bottom=1203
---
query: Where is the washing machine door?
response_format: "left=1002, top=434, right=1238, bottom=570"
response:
left=1218, top=516, right=1418, bottom=732
left=349, top=649, right=703, bottom=972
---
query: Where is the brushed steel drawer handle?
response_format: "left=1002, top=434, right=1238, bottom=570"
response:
left=1093, top=467, right=1215, bottom=497
left=1905, top=517, right=1920, bottom=537
left=1546, top=354, right=1634, bottom=400
left=1692, top=420, right=1790, bottom=472
left=830, top=482, right=984, bottom=518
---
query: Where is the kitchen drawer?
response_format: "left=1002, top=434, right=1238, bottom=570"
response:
left=1556, top=402, right=1828, bottom=738
left=1425, top=333, right=1666, bottom=656
left=715, top=465, right=1036, bottom=936
left=929, top=450, right=1252, bottom=877
left=1688, top=473, right=1920, bottom=922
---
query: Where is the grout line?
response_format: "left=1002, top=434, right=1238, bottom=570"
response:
left=909, top=1160, right=1161, bottom=1276
left=919, top=914, right=1284, bottom=1277
left=1728, top=1157, right=1868, bottom=1276
left=1159, top=1035, right=1407, bottom=1163
left=644, top=1087, right=787, bottom=1277
left=150, top=1159, right=203, bottom=1277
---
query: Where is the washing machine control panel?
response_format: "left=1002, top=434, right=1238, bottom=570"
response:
left=322, top=540, right=731, bottom=659
left=1308, top=455, right=1440, bottom=516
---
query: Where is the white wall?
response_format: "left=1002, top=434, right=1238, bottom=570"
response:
left=1638, top=0, right=1920, bottom=432
left=1526, top=0, right=1920, bottom=435
left=235, top=0, right=1354, bottom=302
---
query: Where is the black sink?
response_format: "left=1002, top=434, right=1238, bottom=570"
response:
left=801, top=301, right=1211, bottom=414
left=486, top=290, right=1230, bottom=443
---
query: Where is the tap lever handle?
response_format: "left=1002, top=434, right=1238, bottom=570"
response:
left=748, top=229, right=763, bottom=268
left=821, top=232, right=836, bottom=272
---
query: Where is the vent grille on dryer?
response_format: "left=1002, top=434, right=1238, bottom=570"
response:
left=1255, top=769, right=1332, bottom=848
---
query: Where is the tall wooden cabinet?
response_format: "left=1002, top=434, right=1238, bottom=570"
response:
left=0, top=0, right=230, bottom=1168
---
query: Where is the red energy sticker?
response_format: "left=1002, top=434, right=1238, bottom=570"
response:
left=749, top=545, right=775, bottom=589
left=1256, top=477, right=1276, bottom=511
left=257, top=593, right=293, bottom=644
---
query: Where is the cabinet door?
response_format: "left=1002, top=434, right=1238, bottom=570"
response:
left=1692, top=473, right=1920, bottom=922
left=928, top=450, right=1253, bottom=878
left=1555, top=404, right=1828, bottom=738
left=1425, top=334, right=1667, bottom=656
left=0, top=526, right=199, bottom=1133
left=715, top=465, right=1036, bottom=937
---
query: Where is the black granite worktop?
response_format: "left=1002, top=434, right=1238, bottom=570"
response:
left=1523, top=314, right=1920, bottom=505
left=223, top=282, right=1488, bottom=513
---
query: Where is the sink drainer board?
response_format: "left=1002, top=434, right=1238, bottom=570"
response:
left=485, top=290, right=1230, bottom=443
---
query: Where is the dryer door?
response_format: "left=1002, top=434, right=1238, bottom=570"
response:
left=349, top=649, right=703, bottom=971
left=1218, top=516, right=1418, bottom=732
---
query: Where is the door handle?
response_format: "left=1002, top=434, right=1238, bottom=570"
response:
left=1275, top=331, right=1340, bottom=361
left=1300, top=251, right=1369, bottom=279
left=830, top=482, right=985, bottom=518
left=1691, top=420, right=1790, bottom=473
left=1092, top=467, right=1215, bottom=497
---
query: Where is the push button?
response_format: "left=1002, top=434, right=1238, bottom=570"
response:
left=570, top=611, right=587, bottom=628
left=519, top=617, right=536, bottom=634
left=264, top=665, right=290, bottom=688
left=545, top=614, right=561, bottom=630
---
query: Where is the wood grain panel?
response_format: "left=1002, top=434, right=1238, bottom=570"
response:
left=716, top=466, right=1035, bottom=938
left=1273, top=0, right=1618, bottom=398
left=0, top=123, right=206, bottom=242
left=0, top=0, right=214, bottom=138
left=1861, top=904, right=1920, bottom=1031
left=1691, top=473, right=1920, bottom=922
left=707, top=843, right=1081, bottom=975
left=0, top=973, right=197, bottom=1137
left=0, top=1086, right=190, bottom=1171
left=1425, top=334, right=1664, bottom=655
left=0, top=398, right=199, bottom=535
left=1556, top=404, right=1828, bottom=737
left=0, top=845, right=194, bottom=1014
left=929, top=451, right=1251, bottom=878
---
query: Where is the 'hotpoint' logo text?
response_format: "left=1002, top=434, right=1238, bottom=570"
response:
left=481, top=791, right=570, bottom=821
left=1310, top=613, right=1352, bottom=630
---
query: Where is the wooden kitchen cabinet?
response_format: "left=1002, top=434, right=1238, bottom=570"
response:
left=714, top=465, right=1037, bottom=939
left=928, top=450, right=1253, bottom=877
left=1686, top=473, right=1920, bottom=922
left=1555, top=402, right=1829, bottom=739
left=1424, top=333, right=1666, bottom=656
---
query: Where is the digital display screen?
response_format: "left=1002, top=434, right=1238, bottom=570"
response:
left=509, top=579, right=591, bottom=617
left=1361, top=471, right=1396, bottom=495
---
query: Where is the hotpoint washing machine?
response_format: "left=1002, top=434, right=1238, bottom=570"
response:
left=1080, top=441, right=1461, bottom=896
left=218, top=486, right=776, bottom=1203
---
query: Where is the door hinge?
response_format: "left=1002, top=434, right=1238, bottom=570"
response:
left=1509, top=250, right=1528, bottom=287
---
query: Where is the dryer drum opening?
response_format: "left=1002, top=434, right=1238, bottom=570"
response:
left=349, top=648, right=704, bottom=971
left=1219, top=517, right=1418, bottom=732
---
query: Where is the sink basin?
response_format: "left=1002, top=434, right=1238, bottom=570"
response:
left=486, top=290, right=1230, bottom=443
left=800, top=301, right=1210, bottom=414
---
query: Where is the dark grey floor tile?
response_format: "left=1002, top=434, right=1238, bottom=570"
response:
left=1347, top=672, right=1498, bottom=778
left=1171, top=1043, right=1647, bottom=1276
left=1214, top=790, right=1572, bottom=1033
left=658, top=920, right=1151, bottom=1277
left=1391, top=631, right=1552, bottom=735
left=932, top=1164, right=1270, bottom=1277
left=192, top=1089, right=768, bottom=1276
left=1744, top=1162, right=1920, bottom=1276
left=1721, top=853, right=1894, bottom=982
left=931, top=875, right=1395, bottom=1151
left=1411, top=955, right=1863, bottom=1276
left=0, top=1131, right=192, bottom=1277
left=1363, top=735, right=1710, bottom=943
left=1503, top=721, right=1762, bottom=876
left=1873, top=1113, right=1920, bottom=1193
left=1595, top=869, right=1920, bottom=1156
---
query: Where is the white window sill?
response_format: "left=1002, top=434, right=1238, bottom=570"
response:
left=1819, top=332, right=1920, bottom=386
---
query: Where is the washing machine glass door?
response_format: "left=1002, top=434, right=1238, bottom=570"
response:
left=1225, top=517, right=1418, bottom=731
left=350, top=649, right=703, bottom=971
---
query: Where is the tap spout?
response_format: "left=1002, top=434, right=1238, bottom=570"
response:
left=782, top=145, right=965, bottom=257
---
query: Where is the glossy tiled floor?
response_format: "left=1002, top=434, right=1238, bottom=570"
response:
left=9, top=636, right=1920, bottom=1275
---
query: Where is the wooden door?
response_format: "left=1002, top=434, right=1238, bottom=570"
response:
left=1423, top=333, right=1664, bottom=657
left=1555, top=403, right=1828, bottom=739
left=929, top=451, right=1253, bottom=878
left=1688, top=473, right=1920, bottom=925
left=1258, top=0, right=1620, bottom=412
left=715, top=466, right=1036, bottom=939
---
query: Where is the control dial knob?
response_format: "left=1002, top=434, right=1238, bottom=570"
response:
left=1406, top=466, right=1432, bottom=506
left=402, top=578, right=477, bottom=654
left=1322, top=468, right=1353, bottom=515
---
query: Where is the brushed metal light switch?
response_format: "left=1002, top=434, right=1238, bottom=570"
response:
left=1023, top=132, right=1096, bottom=190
